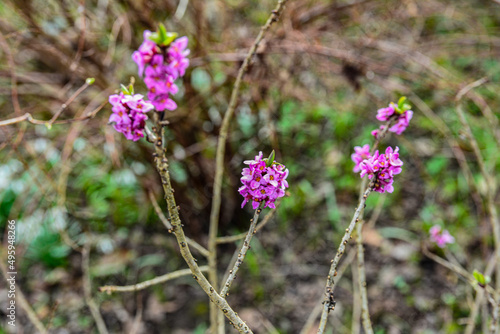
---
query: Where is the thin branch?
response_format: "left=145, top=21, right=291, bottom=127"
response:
left=220, top=205, right=264, bottom=298
left=47, top=81, right=91, bottom=127
left=456, top=77, right=489, bottom=101
left=317, top=185, right=373, bottom=333
left=0, top=101, right=105, bottom=127
left=353, top=119, right=394, bottom=333
left=68, top=0, right=86, bottom=74
left=82, top=242, right=109, bottom=334
left=351, top=258, right=361, bottom=334
left=410, top=93, right=483, bottom=214
left=299, top=250, right=356, bottom=334
left=147, top=190, right=209, bottom=258
left=355, top=218, right=374, bottom=334
left=464, top=253, right=497, bottom=334
left=100, top=266, right=209, bottom=293
left=490, top=295, right=500, bottom=334
left=151, top=124, right=254, bottom=334
left=0, top=249, right=47, bottom=333
left=207, top=2, right=288, bottom=332
left=422, top=246, right=495, bottom=296
left=352, top=119, right=394, bottom=334
left=216, top=200, right=281, bottom=244
left=455, top=80, right=500, bottom=293
left=0, top=28, right=21, bottom=114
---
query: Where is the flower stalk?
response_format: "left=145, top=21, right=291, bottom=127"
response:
left=151, top=121, right=253, bottom=334
left=221, top=204, right=264, bottom=298
left=317, top=184, right=373, bottom=333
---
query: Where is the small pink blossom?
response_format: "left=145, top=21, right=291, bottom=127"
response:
left=376, top=103, right=396, bottom=121
left=358, top=146, right=403, bottom=193
left=132, top=31, right=158, bottom=77
left=372, top=101, right=413, bottom=138
left=149, top=94, right=177, bottom=111
left=389, top=110, right=413, bottom=135
left=429, top=225, right=455, bottom=248
left=371, top=125, right=385, bottom=139
left=108, top=93, right=152, bottom=141
left=351, top=144, right=371, bottom=173
left=132, top=32, right=190, bottom=113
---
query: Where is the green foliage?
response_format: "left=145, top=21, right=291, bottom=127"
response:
left=24, top=226, right=70, bottom=269
left=74, top=162, right=146, bottom=228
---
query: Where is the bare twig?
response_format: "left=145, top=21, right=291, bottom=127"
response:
left=422, top=246, right=495, bottom=296
left=490, top=295, right=500, bottom=334
left=355, top=218, right=374, bottom=334
left=351, top=260, right=361, bottom=334
left=0, top=101, right=105, bottom=127
left=455, top=79, right=500, bottom=293
left=207, top=2, right=288, bottom=332
left=47, top=81, right=91, bottom=127
left=352, top=119, right=395, bottom=334
left=464, top=253, right=497, bottom=334
left=151, top=123, right=254, bottom=334
left=216, top=200, right=281, bottom=244
left=410, top=93, right=483, bottom=215
left=100, top=266, right=209, bottom=293
left=299, top=250, right=356, bottom=334
left=0, top=29, right=21, bottom=114
left=317, top=184, right=373, bottom=333
left=220, top=205, right=264, bottom=298
left=82, top=242, right=109, bottom=334
left=147, top=190, right=209, bottom=258
left=0, top=249, right=47, bottom=333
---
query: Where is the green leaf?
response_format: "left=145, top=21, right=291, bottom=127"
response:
left=163, top=32, right=178, bottom=46
left=154, top=23, right=178, bottom=47
left=396, top=96, right=411, bottom=113
left=397, top=96, right=407, bottom=109
left=85, top=77, right=95, bottom=85
left=158, top=23, right=167, bottom=43
left=120, top=84, right=130, bottom=95
left=473, top=269, right=486, bottom=287
left=147, top=32, right=162, bottom=44
left=266, top=150, right=276, bottom=167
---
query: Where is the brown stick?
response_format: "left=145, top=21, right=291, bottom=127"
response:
left=148, top=125, right=254, bottom=333
left=100, top=266, right=209, bottom=293
left=207, top=2, right=288, bottom=332
left=317, top=185, right=373, bottom=333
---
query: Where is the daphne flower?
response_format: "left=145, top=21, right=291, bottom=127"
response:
left=372, top=100, right=413, bottom=138
left=371, top=125, right=385, bottom=139
left=132, top=31, right=158, bottom=77
left=376, top=104, right=396, bottom=121
left=132, top=31, right=189, bottom=113
left=357, top=146, right=403, bottom=193
left=239, top=152, right=288, bottom=209
left=150, top=94, right=177, bottom=111
left=122, top=94, right=154, bottom=112
left=108, top=92, right=152, bottom=141
left=389, top=110, right=413, bottom=135
left=429, top=225, right=455, bottom=248
left=351, top=144, right=371, bottom=173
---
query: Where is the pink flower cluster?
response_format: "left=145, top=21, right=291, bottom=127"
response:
left=239, top=152, right=289, bottom=210
left=132, top=31, right=189, bottom=111
left=372, top=103, right=413, bottom=138
left=108, top=93, right=153, bottom=141
left=429, top=225, right=455, bottom=248
left=356, top=146, right=403, bottom=193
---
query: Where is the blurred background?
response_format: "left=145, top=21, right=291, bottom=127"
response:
left=1, top=0, right=500, bottom=332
